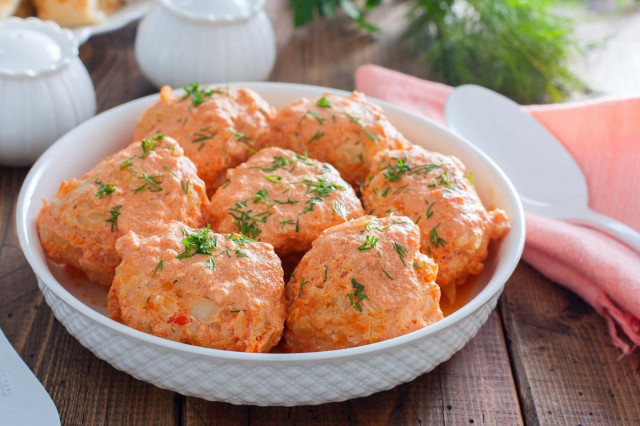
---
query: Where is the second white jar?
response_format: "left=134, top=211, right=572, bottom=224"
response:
left=135, top=0, right=276, bottom=88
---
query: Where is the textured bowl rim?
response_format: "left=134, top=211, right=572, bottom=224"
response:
left=0, top=17, right=78, bottom=78
left=17, top=81, right=525, bottom=363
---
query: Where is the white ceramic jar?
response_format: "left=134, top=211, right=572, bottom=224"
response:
left=135, top=0, right=276, bottom=88
left=0, top=18, right=96, bottom=166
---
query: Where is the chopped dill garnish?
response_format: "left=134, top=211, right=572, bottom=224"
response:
left=413, top=262, right=422, bottom=269
left=94, top=179, right=115, bottom=199
left=230, top=129, right=252, bottom=143
left=392, top=241, right=408, bottom=266
left=363, top=128, right=378, bottom=141
left=253, top=188, right=269, bottom=204
left=229, top=309, right=246, bottom=313
left=120, top=158, right=133, bottom=169
left=139, top=134, right=164, bottom=159
left=295, top=219, right=299, bottom=233
left=298, top=277, right=308, bottom=297
left=306, top=110, right=325, bottom=124
left=152, top=259, right=163, bottom=277
left=383, top=159, right=411, bottom=182
left=280, top=219, right=295, bottom=229
left=361, top=221, right=391, bottom=234
left=274, top=198, right=298, bottom=205
left=181, top=179, right=190, bottom=195
left=204, top=257, right=215, bottom=270
left=323, top=266, right=328, bottom=282
left=106, top=205, right=122, bottom=232
left=294, top=152, right=314, bottom=166
left=228, top=199, right=270, bottom=239
left=300, top=178, right=344, bottom=214
left=228, top=232, right=254, bottom=246
left=348, top=278, right=369, bottom=312
left=357, top=153, right=364, bottom=164
left=393, top=184, right=410, bottom=195
left=182, top=82, right=216, bottom=106
left=409, top=163, right=441, bottom=175
left=264, top=175, right=283, bottom=184
left=426, top=200, right=436, bottom=219
left=263, top=156, right=293, bottom=173
left=133, top=172, right=163, bottom=193
left=191, top=131, right=217, bottom=151
left=316, top=96, right=332, bottom=108
left=163, top=166, right=176, bottom=177
left=223, top=178, right=232, bottom=189
left=467, top=171, right=474, bottom=185
left=429, top=223, right=446, bottom=247
left=308, top=131, right=325, bottom=144
left=234, top=248, right=248, bottom=258
left=358, top=235, right=380, bottom=251
left=346, top=113, right=361, bottom=124
left=176, top=225, right=217, bottom=259
left=381, top=267, right=393, bottom=280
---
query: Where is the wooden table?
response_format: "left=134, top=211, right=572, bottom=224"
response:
left=1, top=2, right=639, bottom=424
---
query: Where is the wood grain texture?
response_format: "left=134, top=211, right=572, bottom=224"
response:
left=501, top=264, right=640, bottom=425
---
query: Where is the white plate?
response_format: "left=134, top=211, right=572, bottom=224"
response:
left=16, top=82, right=525, bottom=406
left=72, top=1, right=151, bottom=44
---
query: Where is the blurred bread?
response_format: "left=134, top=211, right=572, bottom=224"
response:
left=33, top=0, right=123, bottom=27
left=0, top=0, right=21, bottom=19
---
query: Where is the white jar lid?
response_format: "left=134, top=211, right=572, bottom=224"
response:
left=161, top=0, right=264, bottom=21
left=0, top=17, right=77, bottom=77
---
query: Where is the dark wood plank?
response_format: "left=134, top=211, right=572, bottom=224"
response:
left=501, top=263, right=640, bottom=425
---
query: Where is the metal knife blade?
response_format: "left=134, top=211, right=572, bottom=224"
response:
left=0, top=328, right=60, bottom=426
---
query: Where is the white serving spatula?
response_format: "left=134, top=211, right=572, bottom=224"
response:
left=0, top=328, right=60, bottom=425
left=445, top=84, right=640, bottom=252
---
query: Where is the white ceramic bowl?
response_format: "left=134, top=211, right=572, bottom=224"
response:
left=135, top=0, right=276, bottom=88
left=0, top=17, right=96, bottom=166
left=17, top=82, right=525, bottom=406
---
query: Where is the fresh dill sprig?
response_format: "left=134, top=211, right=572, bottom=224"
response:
left=429, top=223, right=446, bottom=248
left=106, top=205, right=122, bottom=232
left=182, top=82, right=217, bottom=106
left=391, top=241, right=408, bottom=266
left=316, top=96, right=332, bottom=108
left=191, top=130, right=217, bottom=151
left=133, top=172, right=163, bottom=193
left=152, top=259, right=163, bottom=277
left=181, top=180, right=190, bottom=195
left=308, top=131, right=325, bottom=144
left=298, top=277, right=308, bottom=297
left=176, top=225, right=217, bottom=259
left=228, top=200, right=270, bottom=239
left=383, top=159, right=411, bottom=182
left=263, top=156, right=293, bottom=173
left=358, top=235, right=380, bottom=251
left=300, top=178, right=344, bottom=214
left=348, top=278, right=369, bottom=312
left=94, top=179, right=115, bottom=199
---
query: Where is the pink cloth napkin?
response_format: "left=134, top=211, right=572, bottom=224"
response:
left=355, top=64, right=640, bottom=355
